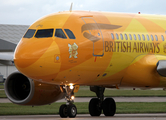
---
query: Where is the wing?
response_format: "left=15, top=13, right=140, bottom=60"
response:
left=0, top=52, right=14, bottom=66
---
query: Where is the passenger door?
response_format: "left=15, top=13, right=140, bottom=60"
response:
left=81, top=17, right=104, bottom=57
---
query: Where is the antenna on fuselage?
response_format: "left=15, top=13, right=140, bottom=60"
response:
left=70, top=3, right=73, bottom=12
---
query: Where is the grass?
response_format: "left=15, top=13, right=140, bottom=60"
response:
left=0, top=86, right=166, bottom=98
left=75, top=89, right=166, bottom=97
left=75, top=86, right=166, bottom=97
left=0, top=102, right=166, bottom=115
left=0, top=90, right=6, bottom=98
left=0, top=83, right=4, bottom=89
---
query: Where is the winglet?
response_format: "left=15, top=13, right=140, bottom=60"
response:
left=70, top=3, right=73, bottom=12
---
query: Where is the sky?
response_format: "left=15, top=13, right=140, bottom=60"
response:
left=1, top=0, right=166, bottom=25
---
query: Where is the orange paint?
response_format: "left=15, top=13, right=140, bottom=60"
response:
left=14, top=11, right=166, bottom=87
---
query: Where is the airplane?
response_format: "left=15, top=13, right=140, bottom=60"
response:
left=4, top=10, right=166, bottom=118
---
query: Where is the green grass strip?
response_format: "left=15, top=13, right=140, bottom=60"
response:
left=0, top=84, right=4, bottom=89
left=0, top=90, right=6, bottom=98
left=0, top=102, right=166, bottom=115
left=1, top=89, right=166, bottom=98
left=1, top=86, right=166, bottom=98
left=75, top=89, right=166, bottom=97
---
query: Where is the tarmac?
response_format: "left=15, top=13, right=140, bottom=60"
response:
left=0, top=114, right=166, bottom=120
left=0, top=97, right=166, bottom=103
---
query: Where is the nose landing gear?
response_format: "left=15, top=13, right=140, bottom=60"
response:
left=59, top=85, right=77, bottom=118
left=59, top=103, right=77, bottom=118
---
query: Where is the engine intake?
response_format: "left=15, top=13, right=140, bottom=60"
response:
left=5, top=71, right=65, bottom=105
left=5, top=72, right=34, bottom=104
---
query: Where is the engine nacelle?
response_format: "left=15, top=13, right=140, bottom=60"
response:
left=5, top=72, right=65, bottom=106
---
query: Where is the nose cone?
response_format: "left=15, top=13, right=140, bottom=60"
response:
left=14, top=38, right=53, bottom=69
left=14, top=38, right=61, bottom=80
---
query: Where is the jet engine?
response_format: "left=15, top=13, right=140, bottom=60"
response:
left=5, top=71, right=65, bottom=106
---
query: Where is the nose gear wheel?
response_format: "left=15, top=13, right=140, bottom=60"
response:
left=59, top=85, right=77, bottom=118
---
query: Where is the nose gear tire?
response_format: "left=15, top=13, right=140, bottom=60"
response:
left=68, top=104, right=77, bottom=118
left=59, top=104, right=68, bottom=118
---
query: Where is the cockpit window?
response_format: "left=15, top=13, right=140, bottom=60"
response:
left=64, top=29, right=76, bottom=39
left=55, top=29, right=67, bottom=39
left=35, top=29, right=53, bottom=38
left=23, top=29, right=36, bottom=38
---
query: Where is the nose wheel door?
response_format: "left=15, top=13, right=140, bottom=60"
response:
left=82, top=17, right=104, bottom=57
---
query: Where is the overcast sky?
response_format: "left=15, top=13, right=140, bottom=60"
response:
left=0, top=0, right=166, bottom=25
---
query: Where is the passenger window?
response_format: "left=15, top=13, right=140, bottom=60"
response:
left=129, top=34, right=132, bottom=40
left=116, top=33, right=119, bottom=40
left=146, top=35, right=150, bottom=41
left=23, top=29, right=36, bottom=38
left=134, top=34, right=137, bottom=40
left=142, top=34, right=145, bottom=41
left=55, top=29, right=67, bottom=39
left=35, top=29, right=53, bottom=38
left=125, top=34, right=128, bottom=40
left=120, top=34, right=123, bottom=40
left=155, top=35, right=158, bottom=41
left=138, top=34, right=141, bottom=40
left=161, top=35, right=164, bottom=41
left=151, top=35, right=154, bottom=41
left=111, top=33, right=114, bottom=40
left=64, top=29, right=76, bottom=39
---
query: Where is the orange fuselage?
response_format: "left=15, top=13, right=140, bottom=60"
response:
left=14, top=11, right=166, bottom=88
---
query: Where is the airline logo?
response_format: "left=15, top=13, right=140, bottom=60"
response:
left=105, top=41, right=160, bottom=53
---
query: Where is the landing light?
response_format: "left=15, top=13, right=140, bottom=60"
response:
left=71, top=96, right=75, bottom=100
left=70, top=85, right=74, bottom=89
left=69, top=83, right=74, bottom=89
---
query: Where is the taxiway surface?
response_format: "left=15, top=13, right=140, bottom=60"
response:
left=0, top=97, right=166, bottom=103
left=0, top=114, right=166, bottom=120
